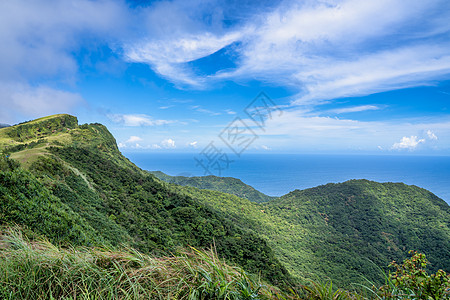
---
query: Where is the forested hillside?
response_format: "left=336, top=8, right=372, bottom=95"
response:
left=0, top=114, right=292, bottom=288
left=1, top=114, right=450, bottom=297
left=163, top=174, right=450, bottom=287
left=150, top=171, right=273, bottom=203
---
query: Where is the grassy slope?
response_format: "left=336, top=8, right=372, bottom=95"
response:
left=0, top=160, right=107, bottom=247
left=0, top=228, right=290, bottom=300
left=150, top=171, right=274, bottom=203
left=0, top=115, right=293, bottom=288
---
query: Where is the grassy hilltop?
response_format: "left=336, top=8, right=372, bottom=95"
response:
left=1, top=114, right=449, bottom=299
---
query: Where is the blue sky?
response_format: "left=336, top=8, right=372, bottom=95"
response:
left=1, top=0, right=450, bottom=155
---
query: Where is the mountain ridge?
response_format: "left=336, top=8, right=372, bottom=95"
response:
left=149, top=170, right=274, bottom=203
left=1, top=114, right=449, bottom=290
left=0, top=114, right=293, bottom=288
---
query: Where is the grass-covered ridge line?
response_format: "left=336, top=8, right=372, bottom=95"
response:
left=0, top=114, right=78, bottom=146
left=150, top=170, right=274, bottom=203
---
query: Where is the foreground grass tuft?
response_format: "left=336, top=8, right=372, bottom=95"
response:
left=0, top=228, right=288, bottom=299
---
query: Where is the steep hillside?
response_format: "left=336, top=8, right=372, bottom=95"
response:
left=0, top=115, right=293, bottom=288
left=271, top=180, right=450, bottom=285
left=0, top=157, right=107, bottom=246
left=150, top=171, right=273, bottom=203
left=169, top=179, right=450, bottom=287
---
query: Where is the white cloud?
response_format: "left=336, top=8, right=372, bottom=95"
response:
left=121, top=0, right=450, bottom=105
left=108, top=114, right=176, bottom=126
left=124, top=31, right=243, bottom=86
left=327, top=105, right=381, bottom=114
left=261, top=145, right=271, bottom=150
left=188, top=141, right=198, bottom=148
left=191, top=105, right=221, bottom=116
left=0, top=0, right=126, bottom=81
left=391, top=136, right=426, bottom=150
left=161, top=138, right=176, bottom=149
left=289, top=44, right=450, bottom=105
left=225, top=109, right=236, bottom=115
left=126, top=136, right=143, bottom=143
left=0, top=82, right=85, bottom=123
left=244, top=108, right=450, bottom=151
left=427, top=130, right=438, bottom=140
left=0, top=0, right=126, bottom=123
left=225, top=0, right=450, bottom=104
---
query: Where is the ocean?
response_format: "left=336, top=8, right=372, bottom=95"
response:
left=123, top=152, right=450, bottom=204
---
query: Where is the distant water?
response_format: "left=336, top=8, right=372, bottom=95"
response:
left=124, top=153, right=450, bottom=204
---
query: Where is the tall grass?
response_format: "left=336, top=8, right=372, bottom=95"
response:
left=0, top=228, right=288, bottom=299
left=5, top=227, right=446, bottom=299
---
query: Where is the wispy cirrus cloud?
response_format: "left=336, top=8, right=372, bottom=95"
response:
left=124, top=31, right=243, bottom=87
left=326, top=105, right=381, bottom=114
left=190, top=105, right=222, bottom=116
left=4, top=0, right=450, bottom=121
left=108, top=114, right=177, bottom=126
left=123, top=0, right=450, bottom=105
left=247, top=109, right=450, bottom=152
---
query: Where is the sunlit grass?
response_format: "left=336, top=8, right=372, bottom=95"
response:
left=0, top=228, right=290, bottom=300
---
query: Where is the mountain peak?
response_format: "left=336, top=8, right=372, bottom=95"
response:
left=0, top=114, right=78, bottom=146
left=0, top=114, right=123, bottom=168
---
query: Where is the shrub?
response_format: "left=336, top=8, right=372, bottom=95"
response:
left=377, top=250, right=450, bottom=299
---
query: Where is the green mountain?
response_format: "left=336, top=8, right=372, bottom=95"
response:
left=149, top=171, right=274, bottom=203
left=0, top=114, right=292, bottom=288
left=1, top=114, right=450, bottom=292
left=159, top=174, right=450, bottom=288
left=270, top=181, right=450, bottom=285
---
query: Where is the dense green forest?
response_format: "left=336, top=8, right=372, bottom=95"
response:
left=167, top=179, right=450, bottom=287
left=1, top=114, right=450, bottom=299
left=150, top=171, right=274, bottom=203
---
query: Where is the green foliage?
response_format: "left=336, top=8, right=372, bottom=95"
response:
left=376, top=251, right=450, bottom=299
left=0, top=157, right=104, bottom=247
left=302, top=279, right=358, bottom=300
left=0, top=114, right=77, bottom=144
left=173, top=179, right=450, bottom=288
left=275, top=180, right=450, bottom=286
left=4, top=138, right=48, bottom=153
left=44, top=146, right=293, bottom=288
left=0, top=228, right=287, bottom=300
left=150, top=171, right=274, bottom=203
left=0, top=116, right=296, bottom=288
left=0, top=151, right=20, bottom=171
